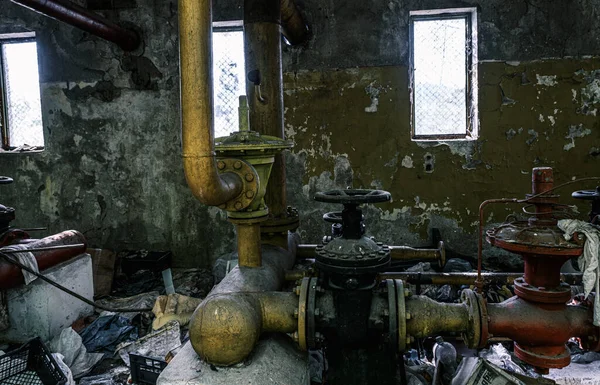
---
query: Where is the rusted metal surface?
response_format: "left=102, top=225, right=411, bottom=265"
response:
left=0, top=230, right=87, bottom=290
left=480, top=167, right=596, bottom=371
left=377, top=272, right=583, bottom=287
left=296, top=242, right=445, bottom=267
left=10, top=0, right=140, bottom=51
left=487, top=296, right=595, bottom=370
left=280, top=0, right=309, bottom=45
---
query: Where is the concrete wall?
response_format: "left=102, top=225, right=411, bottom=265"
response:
left=0, top=0, right=598, bottom=268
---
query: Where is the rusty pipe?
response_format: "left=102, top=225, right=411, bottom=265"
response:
left=405, top=295, right=470, bottom=338
left=0, top=230, right=87, bottom=290
left=179, top=0, right=244, bottom=207
left=280, top=0, right=309, bottom=45
left=487, top=297, right=594, bottom=347
left=237, top=223, right=262, bottom=267
left=10, top=0, right=140, bottom=51
left=296, top=243, right=445, bottom=266
left=378, top=272, right=583, bottom=287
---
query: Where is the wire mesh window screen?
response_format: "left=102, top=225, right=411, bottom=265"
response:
left=212, top=29, right=246, bottom=139
left=412, top=16, right=471, bottom=138
left=1, top=41, right=44, bottom=149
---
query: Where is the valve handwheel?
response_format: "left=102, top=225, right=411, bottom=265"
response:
left=0, top=177, right=13, bottom=185
left=572, top=187, right=600, bottom=224
left=315, top=189, right=391, bottom=240
left=314, top=189, right=391, bottom=205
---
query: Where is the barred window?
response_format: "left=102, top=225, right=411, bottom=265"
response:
left=1, top=33, right=44, bottom=151
left=212, top=22, right=246, bottom=139
left=410, top=8, right=478, bottom=140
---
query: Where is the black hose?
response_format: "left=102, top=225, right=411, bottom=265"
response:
left=0, top=251, right=153, bottom=313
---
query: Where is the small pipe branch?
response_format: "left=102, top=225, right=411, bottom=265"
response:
left=10, top=0, right=140, bottom=51
left=179, top=0, right=244, bottom=207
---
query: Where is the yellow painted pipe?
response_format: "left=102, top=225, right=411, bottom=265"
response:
left=178, top=0, right=243, bottom=206
left=190, top=291, right=298, bottom=366
left=189, top=236, right=300, bottom=365
left=237, top=223, right=262, bottom=267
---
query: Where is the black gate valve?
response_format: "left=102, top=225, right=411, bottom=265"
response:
left=572, top=187, right=600, bottom=224
left=315, top=189, right=391, bottom=239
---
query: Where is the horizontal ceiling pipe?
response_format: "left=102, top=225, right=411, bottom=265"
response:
left=280, top=0, right=309, bottom=45
left=179, top=0, right=244, bottom=206
left=10, top=0, right=140, bottom=51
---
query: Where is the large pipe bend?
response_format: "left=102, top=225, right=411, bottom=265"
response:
left=179, top=0, right=244, bottom=207
left=189, top=236, right=300, bottom=365
left=190, top=291, right=298, bottom=366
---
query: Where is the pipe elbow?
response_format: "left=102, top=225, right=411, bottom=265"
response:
left=183, top=157, right=243, bottom=207
left=189, top=294, right=262, bottom=366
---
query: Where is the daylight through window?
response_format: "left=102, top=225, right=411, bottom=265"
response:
left=212, top=24, right=246, bottom=139
left=410, top=8, right=478, bottom=140
left=1, top=33, right=44, bottom=150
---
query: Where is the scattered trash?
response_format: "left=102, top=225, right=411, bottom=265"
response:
left=479, top=344, right=526, bottom=376
left=116, top=321, right=181, bottom=367
left=80, top=315, right=138, bottom=354
left=130, top=353, right=168, bottom=385
left=436, top=285, right=458, bottom=303
left=52, top=353, right=75, bottom=385
left=49, top=327, right=104, bottom=378
left=571, top=351, right=600, bottom=364
left=443, top=258, right=472, bottom=273
left=78, top=365, right=130, bottom=385
left=406, top=262, right=433, bottom=272
left=452, top=357, right=526, bottom=385
left=0, top=337, right=67, bottom=385
left=96, top=291, right=159, bottom=320
left=88, top=249, right=117, bottom=298
left=152, top=293, right=203, bottom=330
left=172, top=268, right=214, bottom=298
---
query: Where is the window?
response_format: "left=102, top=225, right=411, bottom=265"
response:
left=212, top=21, right=246, bottom=138
left=410, top=8, right=478, bottom=140
left=0, top=32, right=44, bottom=151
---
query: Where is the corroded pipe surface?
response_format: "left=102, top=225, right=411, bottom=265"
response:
left=405, top=295, right=469, bottom=338
left=237, top=223, right=262, bottom=267
left=0, top=230, right=87, bottom=290
left=190, top=291, right=298, bottom=365
left=487, top=296, right=594, bottom=347
left=297, top=244, right=444, bottom=266
left=280, top=0, right=309, bottom=45
left=189, top=236, right=299, bottom=365
left=378, top=272, right=583, bottom=287
left=179, top=0, right=244, bottom=207
left=10, top=0, right=140, bottom=51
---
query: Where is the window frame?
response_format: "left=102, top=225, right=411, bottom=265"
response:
left=0, top=32, right=42, bottom=151
left=409, top=8, right=478, bottom=141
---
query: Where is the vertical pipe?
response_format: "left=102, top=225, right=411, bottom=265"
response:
left=244, top=0, right=287, bottom=220
left=237, top=223, right=262, bottom=267
left=179, top=0, right=244, bottom=207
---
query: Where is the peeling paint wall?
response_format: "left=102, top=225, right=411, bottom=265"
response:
left=0, top=0, right=599, bottom=268
left=0, top=0, right=235, bottom=266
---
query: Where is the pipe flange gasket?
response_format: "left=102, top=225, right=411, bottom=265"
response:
left=216, top=158, right=259, bottom=212
left=395, top=279, right=407, bottom=352
left=297, top=277, right=310, bottom=351
left=513, top=277, right=572, bottom=304
left=386, top=279, right=397, bottom=353
left=461, top=289, right=481, bottom=349
left=477, top=293, right=489, bottom=349
left=306, top=277, right=318, bottom=349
